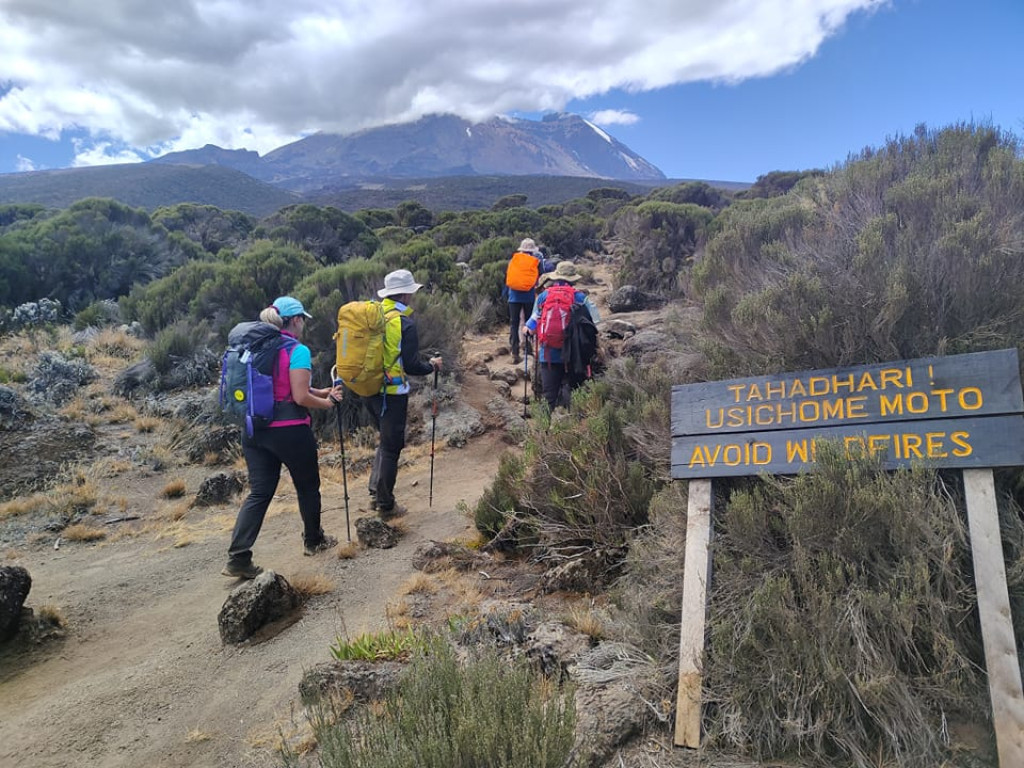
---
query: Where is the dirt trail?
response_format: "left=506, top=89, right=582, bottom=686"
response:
left=0, top=386, right=506, bottom=768
left=0, top=259, right=619, bottom=768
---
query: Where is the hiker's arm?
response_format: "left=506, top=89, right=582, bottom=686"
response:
left=523, top=292, right=544, bottom=334
left=581, top=295, right=601, bottom=323
left=399, top=318, right=437, bottom=376
left=289, top=368, right=343, bottom=410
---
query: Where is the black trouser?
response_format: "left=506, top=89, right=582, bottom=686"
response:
left=540, top=362, right=586, bottom=411
left=228, top=424, right=324, bottom=564
left=363, top=393, right=408, bottom=511
left=508, top=302, right=532, bottom=357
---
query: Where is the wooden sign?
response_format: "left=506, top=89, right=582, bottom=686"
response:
left=671, top=349, right=1024, bottom=479
left=671, top=349, right=1024, bottom=766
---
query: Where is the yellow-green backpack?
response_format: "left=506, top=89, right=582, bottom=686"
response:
left=333, top=301, right=399, bottom=396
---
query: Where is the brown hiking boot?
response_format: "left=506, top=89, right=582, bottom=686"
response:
left=304, top=534, right=339, bottom=556
left=378, top=504, right=407, bottom=520
left=221, top=561, right=263, bottom=579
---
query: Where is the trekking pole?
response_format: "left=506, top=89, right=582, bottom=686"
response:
left=331, top=367, right=351, bottom=542
left=429, top=366, right=438, bottom=507
left=522, top=338, right=530, bottom=418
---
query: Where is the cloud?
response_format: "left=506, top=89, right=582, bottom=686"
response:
left=0, top=0, right=885, bottom=165
left=589, top=110, right=640, bottom=127
left=15, top=154, right=37, bottom=172
left=70, top=140, right=144, bottom=168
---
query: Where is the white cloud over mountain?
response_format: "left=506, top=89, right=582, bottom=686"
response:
left=0, top=0, right=884, bottom=166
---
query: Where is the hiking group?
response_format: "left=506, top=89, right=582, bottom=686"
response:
left=505, top=238, right=600, bottom=412
left=220, top=271, right=441, bottom=580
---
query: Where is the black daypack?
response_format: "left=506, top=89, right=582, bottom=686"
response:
left=220, top=321, right=302, bottom=436
left=564, top=302, right=598, bottom=380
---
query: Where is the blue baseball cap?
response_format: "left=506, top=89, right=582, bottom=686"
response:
left=272, top=296, right=312, bottom=319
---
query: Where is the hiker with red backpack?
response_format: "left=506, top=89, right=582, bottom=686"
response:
left=223, top=296, right=345, bottom=580
left=504, top=238, right=554, bottom=364
left=359, top=270, right=442, bottom=518
left=523, top=261, right=601, bottom=412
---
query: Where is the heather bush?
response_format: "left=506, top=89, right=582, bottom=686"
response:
left=297, top=639, right=575, bottom=768
left=692, top=123, right=1024, bottom=377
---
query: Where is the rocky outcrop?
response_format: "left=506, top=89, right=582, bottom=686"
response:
left=299, top=659, right=405, bottom=705
left=218, top=570, right=301, bottom=644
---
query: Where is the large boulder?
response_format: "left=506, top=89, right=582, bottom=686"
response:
left=217, top=570, right=301, bottom=644
left=607, top=285, right=647, bottom=314
left=0, top=565, right=32, bottom=642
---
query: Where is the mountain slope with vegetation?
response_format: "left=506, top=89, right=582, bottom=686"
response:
left=1, top=122, right=1023, bottom=768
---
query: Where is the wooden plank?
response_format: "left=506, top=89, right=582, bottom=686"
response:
left=672, top=348, right=1022, bottom=438
left=963, top=469, right=1024, bottom=768
left=671, top=414, right=1024, bottom=479
left=674, top=478, right=713, bottom=747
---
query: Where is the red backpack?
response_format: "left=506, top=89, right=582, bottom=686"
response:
left=537, top=285, right=576, bottom=350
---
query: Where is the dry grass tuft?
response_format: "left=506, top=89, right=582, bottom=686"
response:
left=401, top=572, right=438, bottom=595
left=161, top=479, right=188, bottom=499
left=184, top=728, right=213, bottom=744
left=288, top=572, right=335, bottom=599
left=336, top=542, right=359, bottom=559
left=37, top=604, right=67, bottom=628
left=134, top=416, right=160, bottom=433
left=564, top=602, right=607, bottom=640
left=62, top=523, right=106, bottom=542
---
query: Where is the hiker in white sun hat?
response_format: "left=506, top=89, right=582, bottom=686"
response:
left=360, top=269, right=442, bottom=518
left=503, top=238, right=555, bottom=364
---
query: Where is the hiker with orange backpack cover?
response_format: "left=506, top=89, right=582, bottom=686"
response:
left=523, top=261, right=601, bottom=411
left=503, top=238, right=554, bottom=364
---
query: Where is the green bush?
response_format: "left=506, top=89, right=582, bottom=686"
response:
left=301, top=639, right=576, bottom=768
left=698, top=446, right=1023, bottom=766
left=692, top=123, right=1024, bottom=378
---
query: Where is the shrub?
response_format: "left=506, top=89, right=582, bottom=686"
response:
left=692, top=123, right=1024, bottom=378
left=707, top=449, right=1013, bottom=765
left=302, top=639, right=576, bottom=768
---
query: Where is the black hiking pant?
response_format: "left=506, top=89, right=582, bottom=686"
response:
left=227, top=424, right=324, bottom=565
left=363, top=393, right=408, bottom=512
left=508, top=301, right=532, bottom=358
left=540, top=362, right=587, bottom=411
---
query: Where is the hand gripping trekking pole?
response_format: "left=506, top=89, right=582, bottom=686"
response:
left=330, top=366, right=351, bottom=542
left=429, top=366, right=438, bottom=507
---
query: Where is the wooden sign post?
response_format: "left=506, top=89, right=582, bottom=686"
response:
left=670, top=349, right=1024, bottom=764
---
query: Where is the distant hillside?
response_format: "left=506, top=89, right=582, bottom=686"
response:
left=156, top=113, right=667, bottom=192
left=0, top=163, right=298, bottom=216
left=306, top=175, right=659, bottom=212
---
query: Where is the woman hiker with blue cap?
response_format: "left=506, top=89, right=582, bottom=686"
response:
left=223, top=296, right=345, bottom=579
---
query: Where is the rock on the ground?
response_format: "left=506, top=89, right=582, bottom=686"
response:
left=0, top=565, right=32, bottom=643
left=0, top=419, right=97, bottom=502
left=193, top=471, right=245, bottom=507
left=607, top=285, right=646, bottom=313
left=574, top=682, right=649, bottom=768
left=524, top=621, right=593, bottom=677
left=356, top=517, right=399, bottom=549
left=217, top=570, right=301, bottom=644
left=299, top=659, right=405, bottom=704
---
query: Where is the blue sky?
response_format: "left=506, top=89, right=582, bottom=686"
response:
left=0, top=0, right=1020, bottom=183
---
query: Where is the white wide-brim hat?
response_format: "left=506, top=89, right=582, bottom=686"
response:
left=378, top=269, right=423, bottom=298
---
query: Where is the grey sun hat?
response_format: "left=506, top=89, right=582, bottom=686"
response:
left=377, top=269, right=423, bottom=298
left=518, top=238, right=538, bottom=252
